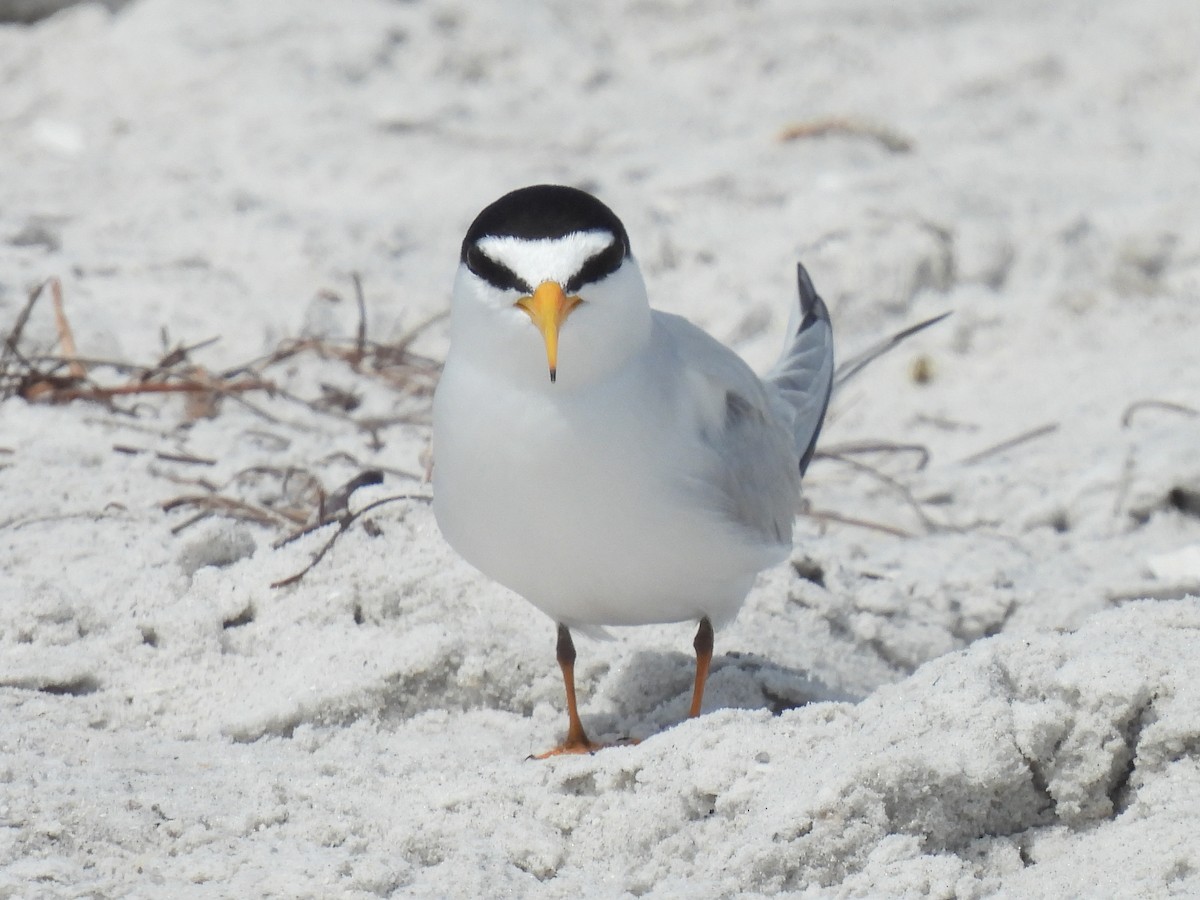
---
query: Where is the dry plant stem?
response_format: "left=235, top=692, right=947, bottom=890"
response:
left=168, top=511, right=216, bottom=534
left=112, top=445, right=217, bottom=466
left=163, top=494, right=298, bottom=532
left=814, top=440, right=931, bottom=471
left=151, top=469, right=220, bottom=492
left=1121, top=399, right=1200, bottom=427
left=271, top=493, right=432, bottom=589
left=226, top=392, right=287, bottom=425
left=224, top=463, right=322, bottom=496
left=912, top=413, right=980, bottom=432
left=3, top=275, right=442, bottom=580
left=390, top=309, right=449, bottom=356
left=38, top=378, right=271, bottom=404
left=314, top=450, right=421, bottom=482
left=1112, top=448, right=1136, bottom=517
left=162, top=496, right=295, bottom=525
left=1107, top=584, right=1200, bottom=604
left=1, top=508, right=135, bottom=533
left=322, top=469, right=384, bottom=519
left=2, top=280, right=48, bottom=364
left=49, top=278, right=87, bottom=380
left=352, top=272, right=368, bottom=367
left=778, top=117, right=914, bottom=153
left=818, top=452, right=939, bottom=532
left=2, top=277, right=434, bottom=412
left=805, top=508, right=914, bottom=539
left=141, top=336, right=221, bottom=382
left=210, top=465, right=322, bottom=526
left=26, top=354, right=187, bottom=376
left=1, top=283, right=49, bottom=400
left=961, top=423, right=1058, bottom=465
left=272, top=385, right=362, bottom=424
left=272, top=479, right=405, bottom=550
left=223, top=326, right=442, bottom=396
left=268, top=378, right=433, bottom=440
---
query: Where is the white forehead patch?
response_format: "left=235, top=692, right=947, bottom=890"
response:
left=476, top=230, right=615, bottom=288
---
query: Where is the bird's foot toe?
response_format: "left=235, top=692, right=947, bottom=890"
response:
left=529, top=735, right=639, bottom=760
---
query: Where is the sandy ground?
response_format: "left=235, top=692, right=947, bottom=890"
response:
left=2, top=0, right=1200, bottom=897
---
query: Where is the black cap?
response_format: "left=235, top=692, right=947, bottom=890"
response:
left=461, top=185, right=632, bottom=293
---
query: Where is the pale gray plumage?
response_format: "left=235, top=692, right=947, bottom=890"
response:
left=434, top=184, right=836, bottom=753
left=650, top=310, right=800, bottom=553
left=767, top=263, right=835, bottom=476
left=434, top=185, right=836, bottom=633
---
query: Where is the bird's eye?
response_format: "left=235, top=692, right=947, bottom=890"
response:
left=565, top=239, right=626, bottom=293
left=466, top=245, right=529, bottom=293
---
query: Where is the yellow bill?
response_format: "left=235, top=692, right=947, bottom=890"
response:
left=516, top=281, right=582, bottom=382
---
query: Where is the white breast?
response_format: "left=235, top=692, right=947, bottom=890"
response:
left=432, top=340, right=789, bottom=629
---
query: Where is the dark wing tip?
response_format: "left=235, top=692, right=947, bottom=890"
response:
left=796, top=262, right=831, bottom=328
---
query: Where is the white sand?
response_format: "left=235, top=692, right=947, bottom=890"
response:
left=2, top=1, right=1199, bottom=896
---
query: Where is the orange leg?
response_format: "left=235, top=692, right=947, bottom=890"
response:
left=534, top=624, right=605, bottom=758
left=688, top=616, right=714, bottom=719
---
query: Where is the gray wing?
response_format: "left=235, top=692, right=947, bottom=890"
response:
left=713, top=387, right=799, bottom=545
left=654, top=313, right=799, bottom=548
left=766, top=263, right=835, bottom=476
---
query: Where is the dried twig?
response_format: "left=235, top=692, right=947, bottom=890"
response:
left=30, top=377, right=270, bottom=404
left=912, top=413, right=979, bottom=432
left=222, top=465, right=322, bottom=517
left=3, top=276, right=445, bottom=584
left=49, top=278, right=86, bottom=379
left=2, top=280, right=48, bottom=367
left=351, top=273, right=368, bottom=368
left=141, top=335, right=220, bottom=383
left=273, top=470, right=386, bottom=549
left=2, top=280, right=286, bottom=411
left=960, top=423, right=1058, bottom=465
left=814, top=440, right=930, bottom=471
left=271, top=493, right=432, bottom=589
left=223, top=330, right=442, bottom=394
left=314, top=450, right=421, bottom=482
left=804, top=508, right=914, bottom=538
left=1120, top=399, right=1199, bottom=427
left=5, top=275, right=438, bottom=429
left=390, top=309, right=449, bottom=356
left=1107, top=584, right=1200, bottom=604
left=322, top=469, right=383, bottom=520
left=1112, top=449, right=1135, bottom=518
left=162, top=494, right=296, bottom=533
left=779, top=117, right=914, bottom=154
left=815, top=452, right=940, bottom=532
left=113, top=445, right=217, bottom=466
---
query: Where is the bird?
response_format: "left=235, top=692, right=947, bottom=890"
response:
left=432, top=184, right=834, bottom=756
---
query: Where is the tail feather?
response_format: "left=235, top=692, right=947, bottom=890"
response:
left=767, top=263, right=835, bottom=476
left=833, top=311, right=950, bottom=389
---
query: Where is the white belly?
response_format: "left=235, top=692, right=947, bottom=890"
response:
left=432, top=360, right=786, bottom=628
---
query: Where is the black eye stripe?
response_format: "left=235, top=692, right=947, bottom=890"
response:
left=466, top=238, right=626, bottom=296
left=565, top=239, right=625, bottom=293
left=465, top=245, right=532, bottom=294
